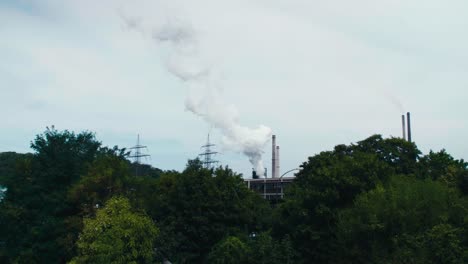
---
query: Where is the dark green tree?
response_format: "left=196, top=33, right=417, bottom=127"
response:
left=68, top=150, right=133, bottom=218
left=418, top=149, right=468, bottom=194
left=337, top=176, right=468, bottom=263
left=207, top=236, right=249, bottom=264
left=149, top=160, right=271, bottom=263
left=275, top=139, right=395, bottom=262
left=0, top=127, right=101, bottom=263
left=354, top=135, right=420, bottom=175
left=0, top=152, right=27, bottom=186
left=247, top=232, right=301, bottom=264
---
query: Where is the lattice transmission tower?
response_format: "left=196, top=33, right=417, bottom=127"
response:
left=128, top=134, right=150, bottom=176
left=199, top=134, right=219, bottom=170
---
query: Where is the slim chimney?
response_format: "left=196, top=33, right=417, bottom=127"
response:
left=401, top=114, right=406, bottom=140
left=276, top=146, right=280, bottom=178
left=407, top=112, right=412, bottom=142
left=272, top=135, right=276, bottom=178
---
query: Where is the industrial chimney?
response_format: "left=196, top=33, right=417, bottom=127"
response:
left=272, top=135, right=276, bottom=178
left=401, top=114, right=406, bottom=140
left=407, top=112, right=412, bottom=142
left=276, top=146, right=280, bottom=178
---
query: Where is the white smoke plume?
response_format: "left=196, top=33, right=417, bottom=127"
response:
left=122, top=15, right=272, bottom=175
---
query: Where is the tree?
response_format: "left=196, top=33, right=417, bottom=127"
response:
left=275, top=136, right=394, bottom=263
left=206, top=232, right=300, bottom=264
left=354, top=135, right=420, bottom=175
left=207, top=236, right=249, bottom=264
left=2, top=129, right=467, bottom=264
left=149, top=160, right=272, bottom=263
left=247, top=232, right=301, bottom=264
left=129, top=162, right=163, bottom=178
left=70, top=196, right=158, bottom=264
left=30, top=127, right=101, bottom=188
left=0, top=152, right=27, bottom=186
left=337, top=176, right=468, bottom=263
left=423, top=224, right=465, bottom=264
left=418, top=149, right=468, bottom=194
left=68, top=151, right=133, bottom=217
left=0, top=128, right=102, bottom=263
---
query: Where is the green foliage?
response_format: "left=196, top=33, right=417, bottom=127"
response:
left=70, top=196, right=158, bottom=264
left=275, top=135, right=397, bottom=262
left=418, top=149, right=468, bottom=194
left=337, top=176, right=468, bottom=263
left=149, top=160, right=272, bottom=263
left=0, top=128, right=102, bottom=263
left=354, top=135, right=420, bottom=175
left=0, top=152, right=17, bottom=202
left=206, top=233, right=300, bottom=264
left=0, top=152, right=26, bottom=185
left=30, top=127, right=101, bottom=187
left=129, top=162, right=163, bottom=178
left=424, top=224, right=465, bottom=264
left=207, top=236, right=249, bottom=264
left=68, top=152, right=133, bottom=217
left=247, top=232, right=301, bottom=264
left=1, top=130, right=467, bottom=264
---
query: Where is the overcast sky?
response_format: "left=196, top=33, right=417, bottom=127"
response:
left=1, top=0, right=467, bottom=177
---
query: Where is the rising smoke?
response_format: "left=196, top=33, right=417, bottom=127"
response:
left=122, top=15, right=272, bottom=175
left=383, top=89, right=405, bottom=113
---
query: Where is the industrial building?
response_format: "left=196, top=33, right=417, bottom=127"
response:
left=244, top=135, right=296, bottom=201
left=245, top=113, right=412, bottom=201
left=245, top=176, right=294, bottom=201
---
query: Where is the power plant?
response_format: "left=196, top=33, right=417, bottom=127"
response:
left=221, top=112, right=415, bottom=201
left=245, top=135, right=295, bottom=201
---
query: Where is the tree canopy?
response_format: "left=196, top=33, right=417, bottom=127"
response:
left=338, top=175, right=467, bottom=263
left=148, top=159, right=272, bottom=263
left=70, top=196, right=158, bottom=264
left=1, top=129, right=466, bottom=263
left=275, top=135, right=467, bottom=263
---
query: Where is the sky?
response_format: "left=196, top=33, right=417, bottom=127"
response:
left=1, top=0, right=468, bottom=177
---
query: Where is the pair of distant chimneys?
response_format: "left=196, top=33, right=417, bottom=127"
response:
left=402, top=112, right=412, bottom=142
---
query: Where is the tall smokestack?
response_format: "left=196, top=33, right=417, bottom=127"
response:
left=401, top=114, right=406, bottom=140
left=407, top=112, right=412, bottom=142
left=272, top=135, right=276, bottom=178
left=276, top=146, right=280, bottom=178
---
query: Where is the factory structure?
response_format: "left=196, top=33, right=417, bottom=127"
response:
left=244, top=135, right=296, bottom=201
left=245, top=113, right=413, bottom=201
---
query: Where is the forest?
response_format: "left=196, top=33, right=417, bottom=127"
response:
left=0, top=127, right=467, bottom=263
